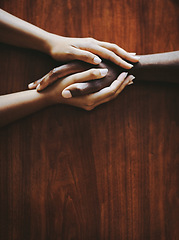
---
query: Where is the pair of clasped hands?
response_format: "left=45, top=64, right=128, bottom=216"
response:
left=28, top=35, right=140, bottom=110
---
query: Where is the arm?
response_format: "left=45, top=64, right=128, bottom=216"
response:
left=0, top=90, right=51, bottom=127
left=0, top=68, right=134, bottom=127
left=29, top=51, right=179, bottom=97
left=0, top=9, right=139, bottom=67
left=60, top=51, right=179, bottom=97
left=129, top=51, right=179, bottom=83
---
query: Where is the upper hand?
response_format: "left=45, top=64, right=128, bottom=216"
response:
left=46, top=34, right=140, bottom=69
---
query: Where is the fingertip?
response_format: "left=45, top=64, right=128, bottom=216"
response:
left=28, top=82, right=35, bottom=89
left=128, top=81, right=134, bottom=85
left=132, top=56, right=140, bottom=61
left=127, top=75, right=135, bottom=81
left=36, top=84, right=41, bottom=91
left=130, top=75, right=135, bottom=81
left=99, top=68, right=108, bottom=76
left=62, top=89, right=72, bottom=98
left=118, top=72, right=128, bottom=79
left=93, top=56, right=102, bottom=64
left=127, top=63, right=134, bottom=69
left=126, top=75, right=135, bottom=85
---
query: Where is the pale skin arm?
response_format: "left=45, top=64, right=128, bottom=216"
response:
left=0, top=9, right=139, bottom=70
left=0, top=69, right=135, bottom=127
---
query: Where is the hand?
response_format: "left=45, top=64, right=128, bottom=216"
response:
left=28, top=61, right=92, bottom=91
left=63, top=60, right=128, bottom=97
left=28, top=58, right=134, bottom=93
left=46, top=34, right=140, bottom=68
left=41, top=68, right=135, bottom=111
left=29, top=34, right=140, bottom=91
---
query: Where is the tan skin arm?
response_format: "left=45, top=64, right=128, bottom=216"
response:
left=30, top=51, right=179, bottom=97
left=62, top=51, right=179, bottom=97
left=129, top=51, right=179, bottom=83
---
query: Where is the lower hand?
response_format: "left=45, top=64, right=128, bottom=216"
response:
left=41, top=68, right=135, bottom=111
left=29, top=60, right=135, bottom=97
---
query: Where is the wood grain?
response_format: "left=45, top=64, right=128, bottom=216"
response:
left=0, top=0, right=179, bottom=239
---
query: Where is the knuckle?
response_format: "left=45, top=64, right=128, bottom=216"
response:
left=83, top=52, right=93, bottom=61
left=65, top=49, right=74, bottom=58
left=85, top=106, right=93, bottom=111
left=86, top=99, right=94, bottom=107
left=48, top=69, right=58, bottom=81
left=90, top=69, right=99, bottom=78
left=51, top=67, right=58, bottom=74
left=49, top=67, right=59, bottom=77
left=110, top=86, right=117, bottom=95
left=111, top=94, right=117, bottom=100
left=71, top=75, right=77, bottom=83
left=87, top=37, right=94, bottom=42
left=49, top=69, right=55, bottom=76
left=111, top=43, right=118, bottom=50
left=106, top=52, right=116, bottom=61
left=86, top=37, right=97, bottom=46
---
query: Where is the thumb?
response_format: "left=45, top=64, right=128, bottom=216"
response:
left=71, top=47, right=102, bottom=65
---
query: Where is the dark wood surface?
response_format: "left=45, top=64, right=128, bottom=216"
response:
left=0, top=0, right=179, bottom=239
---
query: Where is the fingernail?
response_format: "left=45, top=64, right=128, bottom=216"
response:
left=93, top=56, right=102, bottom=64
left=133, top=56, right=140, bottom=60
left=28, top=82, right=35, bottom=88
left=122, top=72, right=128, bottom=78
left=130, top=52, right=136, bottom=55
left=100, top=68, right=108, bottom=76
left=37, top=84, right=41, bottom=90
left=128, top=81, right=134, bottom=85
left=128, top=63, right=134, bottom=69
left=62, top=90, right=72, bottom=98
left=130, top=76, right=135, bottom=81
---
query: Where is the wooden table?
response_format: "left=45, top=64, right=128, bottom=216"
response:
left=0, top=0, right=179, bottom=239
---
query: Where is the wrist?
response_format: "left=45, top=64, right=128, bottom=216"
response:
left=35, top=89, right=54, bottom=107
left=36, top=31, right=54, bottom=55
left=38, top=85, right=61, bottom=106
left=44, top=32, right=66, bottom=59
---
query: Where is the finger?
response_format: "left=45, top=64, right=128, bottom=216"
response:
left=28, top=78, right=43, bottom=89
left=82, top=44, right=134, bottom=69
left=127, top=75, right=135, bottom=85
left=62, top=82, right=90, bottom=97
left=115, top=75, right=135, bottom=95
left=81, top=72, right=129, bottom=110
left=93, top=75, right=134, bottom=108
left=36, top=64, right=83, bottom=91
left=29, top=62, right=89, bottom=91
left=62, top=68, right=108, bottom=98
left=62, top=74, right=134, bottom=111
left=63, top=77, right=109, bottom=97
left=71, top=47, right=102, bottom=65
left=97, top=41, right=140, bottom=63
left=84, top=72, right=128, bottom=104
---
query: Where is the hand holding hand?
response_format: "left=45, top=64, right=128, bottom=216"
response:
left=29, top=60, right=134, bottom=97
left=39, top=67, right=135, bottom=111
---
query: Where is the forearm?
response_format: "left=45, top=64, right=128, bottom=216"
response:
left=65, top=51, right=179, bottom=97
left=0, top=89, right=52, bottom=127
left=0, top=9, right=51, bottom=53
left=129, top=51, right=179, bottom=83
